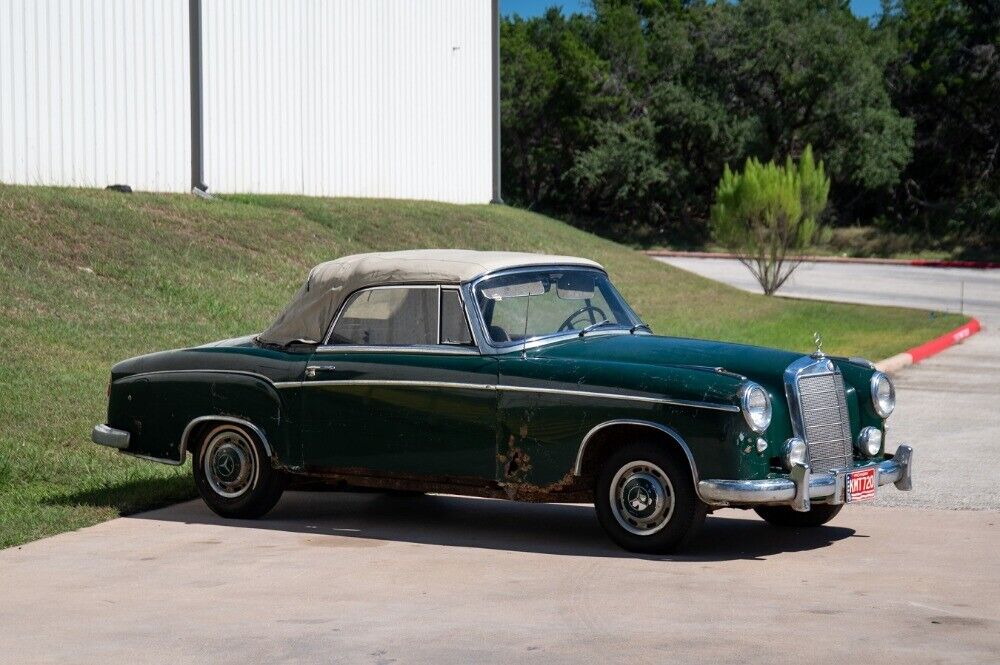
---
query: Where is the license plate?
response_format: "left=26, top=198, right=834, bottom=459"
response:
left=846, top=467, right=877, bottom=503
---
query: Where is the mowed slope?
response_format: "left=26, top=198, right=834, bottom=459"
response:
left=0, top=185, right=965, bottom=547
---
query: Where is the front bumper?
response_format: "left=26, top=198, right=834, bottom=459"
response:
left=698, top=445, right=913, bottom=512
left=91, top=424, right=130, bottom=450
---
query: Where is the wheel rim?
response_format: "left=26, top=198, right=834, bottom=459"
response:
left=609, top=460, right=675, bottom=536
left=203, top=427, right=258, bottom=499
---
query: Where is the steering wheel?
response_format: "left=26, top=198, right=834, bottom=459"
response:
left=558, top=305, right=608, bottom=332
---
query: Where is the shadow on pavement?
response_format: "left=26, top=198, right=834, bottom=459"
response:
left=130, top=490, right=858, bottom=561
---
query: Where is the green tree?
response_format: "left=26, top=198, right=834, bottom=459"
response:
left=881, top=0, right=1000, bottom=251
left=711, top=146, right=830, bottom=295
left=691, top=0, right=912, bottom=218
left=500, top=11, right=610, bottom=210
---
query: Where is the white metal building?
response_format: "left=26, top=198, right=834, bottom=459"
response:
left=0, top=0, right=500, bottom=204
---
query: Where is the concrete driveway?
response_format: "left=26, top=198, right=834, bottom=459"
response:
left=2, top=259, right=996, bottom=664
left=2, top=492, right=998, bottom=664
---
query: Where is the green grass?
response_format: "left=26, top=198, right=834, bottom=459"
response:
left=0, top=184, right=965, bottom=548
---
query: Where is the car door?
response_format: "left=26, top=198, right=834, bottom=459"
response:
left=299, top=285, right=498, bottom=479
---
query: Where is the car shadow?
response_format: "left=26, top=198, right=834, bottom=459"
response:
left=130, top=490, right=858, bottom=562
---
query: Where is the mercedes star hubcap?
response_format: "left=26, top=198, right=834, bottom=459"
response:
left=204, top=429, right=257, bottom=499
left=609, top=460, right=674, bottom=535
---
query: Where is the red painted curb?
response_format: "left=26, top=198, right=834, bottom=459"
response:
left=909, top=259, right=1000, bottom=269
left=906, top=319, right=982, bottom=364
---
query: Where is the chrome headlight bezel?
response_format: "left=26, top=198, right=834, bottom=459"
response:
left=870, top=371, right=896, bottom=418
left=739, top=381, right=772, bottom=433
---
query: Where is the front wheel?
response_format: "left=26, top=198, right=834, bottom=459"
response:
left=594, top=442, right=707, bottom=554
left=193, top=423, right=286, bottom=519
left=754, top=504, right=842, bottom=528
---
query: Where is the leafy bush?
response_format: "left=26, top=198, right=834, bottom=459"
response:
left=711, top=146, right=830, bottom=294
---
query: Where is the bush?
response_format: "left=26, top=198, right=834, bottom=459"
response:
left=711, top=146, right=830, bottom=295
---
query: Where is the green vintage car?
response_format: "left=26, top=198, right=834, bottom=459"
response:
left=93, top=250, right=912, bottom=553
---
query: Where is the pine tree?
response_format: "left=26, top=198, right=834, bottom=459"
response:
left=711, top=146, right=830, bottom=295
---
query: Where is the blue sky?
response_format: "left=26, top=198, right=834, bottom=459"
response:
left=502, top=1, right=884, bottom=19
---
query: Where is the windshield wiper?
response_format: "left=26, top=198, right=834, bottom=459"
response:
left=630, top=322, right=652, bottom=334
left=579, top=319, right=619, bottom=337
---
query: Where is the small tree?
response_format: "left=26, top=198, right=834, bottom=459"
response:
left=710, top=146, right=830, bottom=295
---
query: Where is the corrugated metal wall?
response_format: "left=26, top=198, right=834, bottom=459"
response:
left=0, top=0, right=192, bottom=192
left=0, top=0, right=493, bottom=203
left=201, top=0, right=493, bottom=203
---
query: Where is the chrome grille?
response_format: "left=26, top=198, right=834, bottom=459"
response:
left=796, top=371, right=853, bottom=472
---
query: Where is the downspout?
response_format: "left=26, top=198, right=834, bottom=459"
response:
left=189, top=0, right=208, bottom=195
left=490, top=0, right=503, bottom=204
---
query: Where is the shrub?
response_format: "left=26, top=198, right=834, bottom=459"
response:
left=711, top=146, right=830, bottom=295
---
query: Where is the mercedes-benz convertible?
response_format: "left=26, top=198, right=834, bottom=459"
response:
left=93, top=250, right=912, bottom=553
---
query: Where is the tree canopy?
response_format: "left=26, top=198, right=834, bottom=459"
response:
left=500, top=0, right=998, bottom=255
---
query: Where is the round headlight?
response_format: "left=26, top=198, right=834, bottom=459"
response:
left=784, top=437, right=807, bottom=469
left=857, top=426, right=883, bottom=457
left=870, top=372, right=895, bottom=418
left=740, top=382, right=772, bottom=433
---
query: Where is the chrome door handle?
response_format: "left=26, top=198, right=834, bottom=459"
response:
left=305, top=365, right=336, bottom=378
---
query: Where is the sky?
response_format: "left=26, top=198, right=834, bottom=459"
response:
left=501, top=0, right=884, bottom=20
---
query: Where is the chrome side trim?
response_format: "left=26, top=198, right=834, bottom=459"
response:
left=288, top=379, right=496, bottom=391
left=179, top=416, right=275, bottom=462
left=314, top=345, right=480, bottom=356
left=501, top=385, right=739, bottom=412
left=274, top=378, right=739, bottom=412
left=124, top=369, right=278, bottom=385
left=572, top=420, right=701, bottom=490
left=91, top=424, right=130, bottom=450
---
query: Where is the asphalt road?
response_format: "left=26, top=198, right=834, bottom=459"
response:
left=656, top=256, right=1000, bottom=511
left=1, top=493, right=998, bottom=664
left=654, top=256, right=1000, bottom=318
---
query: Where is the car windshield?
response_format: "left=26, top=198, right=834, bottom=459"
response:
left=474, top=269, right=641, bottom=345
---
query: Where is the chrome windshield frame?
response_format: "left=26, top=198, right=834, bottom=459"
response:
left=464, top=265, right=647, bottom=355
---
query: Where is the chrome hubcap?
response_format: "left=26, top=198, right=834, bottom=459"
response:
left=609, top=460, right=674, bottom=535
left=204, top=428, right=257, bottom=499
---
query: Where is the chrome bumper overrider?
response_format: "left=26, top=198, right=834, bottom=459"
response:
left=91, top=424, right=130, bottom=450
left=698, top=445, right=913, bottom=512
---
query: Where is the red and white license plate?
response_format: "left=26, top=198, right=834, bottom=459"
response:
left=846, top=467, right=877, bottom=503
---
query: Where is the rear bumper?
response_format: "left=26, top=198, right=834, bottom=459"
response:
left=698, top=445, right=913, bottom=512
left=91, top=424, right=130, bottom=450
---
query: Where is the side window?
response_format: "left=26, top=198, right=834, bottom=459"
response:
left=440, top=289, right=473, bottom=345
left=331, top=287, right=438, bottom=345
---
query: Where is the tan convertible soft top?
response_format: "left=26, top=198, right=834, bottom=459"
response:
left=257, top=249, right=604, bottom=346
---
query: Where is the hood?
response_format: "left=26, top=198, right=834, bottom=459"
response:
left=530, top=333, right=805, bottom=392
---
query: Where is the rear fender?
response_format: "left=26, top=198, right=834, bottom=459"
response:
left=108, top=370, right=286, bottom=464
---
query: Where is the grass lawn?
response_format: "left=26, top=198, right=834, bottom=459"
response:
left=0, top=184, right=966, bottom=548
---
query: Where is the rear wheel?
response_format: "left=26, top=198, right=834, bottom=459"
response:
left=193, top=423, right=286, bottom=519
left=594, top=441, right=706, bottom=554
left=754, top=504, right=842, bottom=528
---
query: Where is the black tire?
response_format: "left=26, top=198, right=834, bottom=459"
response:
left=754, top=503, right=843, bottom=528
left=193, top=423, right=286, bottom=519
left=594, top=441, right=707, bottom=554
